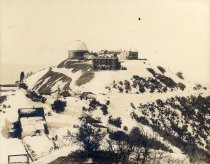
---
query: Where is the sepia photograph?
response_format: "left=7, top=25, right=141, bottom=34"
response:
left=0, top=0, right=210, bottom=163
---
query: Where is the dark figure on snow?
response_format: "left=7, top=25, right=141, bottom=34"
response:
left=20, top=71, right=25, bottom=84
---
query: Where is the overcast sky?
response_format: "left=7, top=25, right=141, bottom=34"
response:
left=0, top=0, right=209, bottom=85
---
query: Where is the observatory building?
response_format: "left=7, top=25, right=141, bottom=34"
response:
left=68, top=40, right=89, bottom=60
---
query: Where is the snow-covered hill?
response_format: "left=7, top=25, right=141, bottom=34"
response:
left=1, top=59, right=210, bottom=163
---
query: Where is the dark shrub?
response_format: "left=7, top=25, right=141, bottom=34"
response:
left=176, top=72, right=184, bottom=80
left=147, top=68, right=156, bottom=76
left=157, top=74, right=177, bottom=88
left=138, top=116, right=150, bottom=125
left=118, top=86, right=124, bottom=93
left=9, top=121, right=21, bottom=138
left=133, top=75, right=140, bottom=80
left=51, top=100, right=66, bottom=113
left=19, top=83, right=28, bottom=90
left=100, top=105, right=108, bottom=115
left=76, top=123, right=104, bottom=153
left=119, top=81, right=123, bottom=86
left=156, top=99, right=165, bottom=107
left=89, top=98, right=101, bottom=109
left=130, top=102, right=136, bottom=109
left=157, top=66, right=166, bottom=74
left=123, top=126, right=128, bottom=131
left=26, top=91, right=47, bottom=103
left=193, top=84, right=202, bottom=90
left=177, top=82, right=186, bottom=91
left=0, top=96, right=7, bottom=104
left=124, top=80, right=131, bottom=90
left=108, top=116, right=122, bottom=128
left=139, top=85, right=145, bottom=93
left=109, top=130, right=128, bottom=141
left=79, top=115, right=101, bottom=124
left=106, top=100, right=110, bottom=105
left=60, top=90, right=71, bottom=97
left=121, top=66, right=127, bottom=70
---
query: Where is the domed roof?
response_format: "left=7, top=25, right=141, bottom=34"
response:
left=68, top=40, right=88, bottom=52
left=129, top=47, right=138, bottom=52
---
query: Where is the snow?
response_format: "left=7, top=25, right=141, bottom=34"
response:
left=20, top=117, right=46, bottom=138
left=52, top=67, right=82, bottom=90
left=23, top=135, right=54, bottom=158
left=0, top=137, right=27, bottom=163
left=9, top=155, right=29, bottom=163
left=1, top=59, right=209, bottom=163
left=32, top=144, right=79, bottom=164
left=26, top=68, right=49, bottom=89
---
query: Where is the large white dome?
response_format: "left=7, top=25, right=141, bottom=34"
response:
left=68, top=40, right=88, bottom=52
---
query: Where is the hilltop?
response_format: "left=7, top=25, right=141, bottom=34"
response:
left=0, top=59, right=210, bottom=163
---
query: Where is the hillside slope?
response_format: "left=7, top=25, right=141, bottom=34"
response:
left=1, top=59, right=209, bottom=163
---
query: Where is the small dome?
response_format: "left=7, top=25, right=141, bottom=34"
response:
left=129, top=47, right=137, bottom=52
left=68, top=40, right=88, bottom=52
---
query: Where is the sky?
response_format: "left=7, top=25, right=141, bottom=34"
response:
left=0, top=0, right=209, bottom=85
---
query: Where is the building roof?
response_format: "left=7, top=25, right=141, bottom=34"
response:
left=18, top=108, right=45, bottom=118
left=93, top=54, right=118, bottom=59
left=20, top=117, right=45, bottom=133
left=68, top=40, right=88, bottom=52
left=20, top=117, right=44, bottom=126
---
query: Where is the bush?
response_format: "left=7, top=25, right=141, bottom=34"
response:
left=157, top=66, right=166, bottom=74
left=139, top=85, right=145, bottom=93
left=109, top=130, right=128, bottom=141
left=193, top=84, right=202, bottom=90
left=108, top=116, right=122, bottom=128
left=147, top=68, right=156, bottom=76
left=51, top=100, right=66, bottom=113
left=76, top=123, right=105, bottom=153
left=19, top=83, right=28, bottom=90
left=123, top=126, right=128, bottom=131
left=118, top=86, right=124, bottom=93
left=119, top=81, right=123, bottom=86
left=124, top=80, right=131, bottom=90
left=177, top=82, right=186, bottom=91
left=138, top=116, right=150, bottom=125
left=80, top=115, right=101, bottom=124
left=130, top=102, right=136, bottom=109
left=26, top=91, right=47, bottom=103
left=121, top=66, right=127, bottom=70
left=176, top=72, right=184, bottom=80
left=100, top=105, right=108, bottom=115
left=134, top=95, right=210, bottom=163
left=0, top=96, right=7, bottom=104
left=89, top=98, right=101, bottom=109
left=157, top=74, right=177, bottom=88
left=60, top=90, right=71, bottom=97
left=106, top=100, right=110, bottom=105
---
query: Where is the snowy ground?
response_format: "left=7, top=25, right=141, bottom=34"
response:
left=1, top=60, right=209, bottom=163
left=0, top=87, right=80, bottom=163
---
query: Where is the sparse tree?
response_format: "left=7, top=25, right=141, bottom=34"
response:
left=76, top=123, right=105, bottom=154
left=107, top=131, right=133, bottom=163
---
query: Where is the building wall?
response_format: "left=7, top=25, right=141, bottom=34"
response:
left=126, top=51, right=138, bottom=60
left=68, top=50, right=89, bottom=60
left=92, top=58, right=121, bottom=70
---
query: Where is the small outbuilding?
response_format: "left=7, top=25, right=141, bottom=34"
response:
left=18, top=108, right=48, bottom=139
